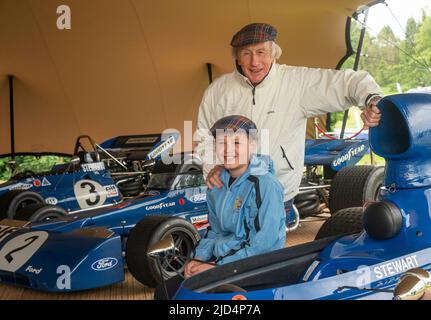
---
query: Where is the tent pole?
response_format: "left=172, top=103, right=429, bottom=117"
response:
left=206, top=63, right=213, bottom=84
left=8, top=75, right=15, bottom=160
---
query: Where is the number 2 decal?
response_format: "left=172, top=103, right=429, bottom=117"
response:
left=5, top=235, right=38, bottom=263
left=0, top=231, right=48, bottom=272
left=73, top=179, right=107, bottom=209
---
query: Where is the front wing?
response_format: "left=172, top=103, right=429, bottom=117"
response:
left=0, top=220, right=124, bottom=292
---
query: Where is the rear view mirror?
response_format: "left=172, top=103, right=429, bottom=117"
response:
left=393, top=268, right=431, bottom=300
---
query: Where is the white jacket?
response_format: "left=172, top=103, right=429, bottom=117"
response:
left=195, top=63, right=381, bottom=201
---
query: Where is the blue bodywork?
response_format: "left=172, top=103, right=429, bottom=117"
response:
left=174, top=93, right=431, bottom=300
left=0, top=134, right=178, bottom=213
left=0, top=167, right=122, bottom=213
left=0, top=162, right=302, bottom=292
left=304, top=139, right=369, bottom=171
left=0, top=170, right=208, bottom=292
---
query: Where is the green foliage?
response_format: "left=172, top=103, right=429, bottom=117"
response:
left=0, top=155, right=70, bottom=182
left=330, top=12, right=431, bottom=131
left=352, top=13, right=431, bottom=93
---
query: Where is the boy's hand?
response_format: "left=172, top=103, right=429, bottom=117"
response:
left=184, top=259, right=216, bottom=278
left=184, top=260, right=201, bottom=278
left=206, top=165, right=224, bottom=189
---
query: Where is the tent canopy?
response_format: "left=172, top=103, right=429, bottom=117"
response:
left=0, top=0, right=377, bottom=155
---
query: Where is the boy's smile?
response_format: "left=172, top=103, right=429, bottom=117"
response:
left=215, top=132, right=256, bottom=178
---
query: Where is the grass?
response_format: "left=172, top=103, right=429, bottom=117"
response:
left=358, top=153, right=385, bottom=166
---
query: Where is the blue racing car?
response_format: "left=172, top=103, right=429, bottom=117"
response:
left=0, top=156, right=208, bottom=291
left=0, top=133, right=181, bottom=221
left=166, top=93, right=431, bottom=300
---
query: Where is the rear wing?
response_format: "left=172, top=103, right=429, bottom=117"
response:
left=99, top=133, right=179, bottom=160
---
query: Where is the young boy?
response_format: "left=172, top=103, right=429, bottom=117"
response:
left=184, top=115, right=286, bottom=278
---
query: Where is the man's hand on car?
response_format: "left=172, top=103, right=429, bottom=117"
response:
left=361, top=96, right=382, bottom=129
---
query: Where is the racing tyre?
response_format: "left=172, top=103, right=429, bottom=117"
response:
left=126, top=215, right=200, bottom=288
left=329, top=165, right=384, bottom=214
left=315, top=207, right=363, bottom=240
left=294, top=192, right=321, bottom=218
left=0, top=190, right=44, bottom=219
left=14, top=203, right=68, bottom=222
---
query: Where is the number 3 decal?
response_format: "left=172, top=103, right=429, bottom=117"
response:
left=74, top=179, right=107, bottom=209
left=0, top=231, right=48, bottom=272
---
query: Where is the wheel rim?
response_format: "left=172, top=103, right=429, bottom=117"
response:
left=157, top=228, right=195, bottom=278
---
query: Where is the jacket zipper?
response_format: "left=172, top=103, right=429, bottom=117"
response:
left=246, top=81, right=256, bottom=106
left=280, top=146, right=294, bottom=170
left=220, top=187, right=231, bottom=230
left=252, top=87, right=256, bottom=105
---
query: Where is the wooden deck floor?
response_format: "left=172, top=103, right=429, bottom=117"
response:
left=0, top=218, right=325, bottom=300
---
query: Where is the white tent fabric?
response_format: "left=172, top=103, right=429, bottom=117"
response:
left=0, top=0, right=373, bottom=155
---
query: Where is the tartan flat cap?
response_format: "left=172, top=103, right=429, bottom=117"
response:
left=230, top=23, right=277, bottom=47
left=210, top=115, right=258, bottom=138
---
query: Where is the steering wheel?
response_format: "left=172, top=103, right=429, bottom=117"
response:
left=73, top=135, right=101, bottom=162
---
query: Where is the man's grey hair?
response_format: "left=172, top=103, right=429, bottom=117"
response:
left=231, top=41, right=283, bottom=60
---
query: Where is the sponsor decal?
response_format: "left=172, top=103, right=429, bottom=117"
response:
left=33, top=179, right=42, bottom=187
left=234, top=197, right=243, bottom=210
left=188, top=193, right=206, bottom=203
left=373, top=255, right=419, bottom=279
left=91, top=257, right=118, bottom=271
left=147, top=136, right=176, bottom=159
left=145, top=201, right=176, bottom=211
left=190, top=215, right=209, bottom=230
left=332, top=144, right=367, bottom=168
left=81, top=162, right=105, bottom=172
left=10, top=183, right=32, bottom=191
left=42, top=177, right=51, bottom=186
left=45, top=197, right=58, bottom=205
left=105, top=185, right=119, bottom=198
left=25, top=265, right=43, bottom=275
left=167, top=190, right=185, bottom=198
left=190, top=215, right=208, bottom=225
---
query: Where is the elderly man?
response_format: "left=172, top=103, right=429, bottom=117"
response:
left=195, top=22, right=382, bottom=208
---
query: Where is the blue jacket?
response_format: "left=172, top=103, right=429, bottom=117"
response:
left=194, top=154, right=286, bottom=265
